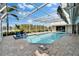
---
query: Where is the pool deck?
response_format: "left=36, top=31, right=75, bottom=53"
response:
left=27, top=31, right=53, bottom=35
left=0, top=34, right=79, bottom=56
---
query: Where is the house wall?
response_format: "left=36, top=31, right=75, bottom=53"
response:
left=51, top=25, right=73, bottom=33
left=52, top=26, right=56, bottom=32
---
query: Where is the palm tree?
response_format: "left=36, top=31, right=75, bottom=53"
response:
left=6, top=4, right=19, bottom=35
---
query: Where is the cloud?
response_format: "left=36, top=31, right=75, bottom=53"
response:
left=18, top=11, right=30, bottom=20
left=18, top=11, right=30, bottom=16
left=18, top=3, right=34, bottom=10
left=51, top=8, right=57, bottom=11
left=18, top=11, right=22, bottom=15
left=18, top=3, right=25, bottom=10
left=27, top=5, right=35, bottom=9
left=46, top=4, right=53, bottom=7
left=52, top=3, right=57, bottom=5
left=28, top=20, right=33, bottom=23
left=23, top=3, right=35, bottom=9
left=46, top=3, right=58, bottom=7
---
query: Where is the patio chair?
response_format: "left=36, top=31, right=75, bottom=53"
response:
left=13, top=32, right=27, bottom=39
left=20, top=31, right=27, bottom=38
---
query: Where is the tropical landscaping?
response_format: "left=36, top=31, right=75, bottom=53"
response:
left=3, top=24, right=51, bottom=36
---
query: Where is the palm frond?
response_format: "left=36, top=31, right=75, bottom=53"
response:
left=10, top=14, right=19, bottom=20
left=7, top=5, right=17, bottom=12
left=15, top=24, right=20, bottom=29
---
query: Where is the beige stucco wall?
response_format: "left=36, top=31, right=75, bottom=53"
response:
left=52, top=26, right=56, bottom=32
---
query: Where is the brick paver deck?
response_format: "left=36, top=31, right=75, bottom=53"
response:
left=0, top=34, right=79, bottom=56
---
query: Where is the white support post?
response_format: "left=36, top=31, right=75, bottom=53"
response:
left=0, top=18, right=3, bottom=42
left=76, top=24, right=78, bottom=35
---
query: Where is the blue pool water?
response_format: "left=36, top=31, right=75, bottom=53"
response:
left=24, top=32, right=65, bottom=44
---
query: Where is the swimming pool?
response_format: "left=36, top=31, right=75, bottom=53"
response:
left=24, top=32, right=65, bottom=44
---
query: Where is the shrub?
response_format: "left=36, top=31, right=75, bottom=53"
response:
left=3, top=31, right=17, bottom=36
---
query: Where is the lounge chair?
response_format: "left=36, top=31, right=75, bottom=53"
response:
left=13, top=32, right=27, bottom=39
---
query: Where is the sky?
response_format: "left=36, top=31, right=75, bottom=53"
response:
left=4, top=3, right=60, bottom=27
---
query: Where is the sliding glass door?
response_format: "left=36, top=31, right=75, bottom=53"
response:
left=56, top=26, right=65, bottom=32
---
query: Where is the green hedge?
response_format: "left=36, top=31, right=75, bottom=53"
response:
left=3, top=29, right=49, bottom=36
left=3, top=32, right=16, bottom=36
